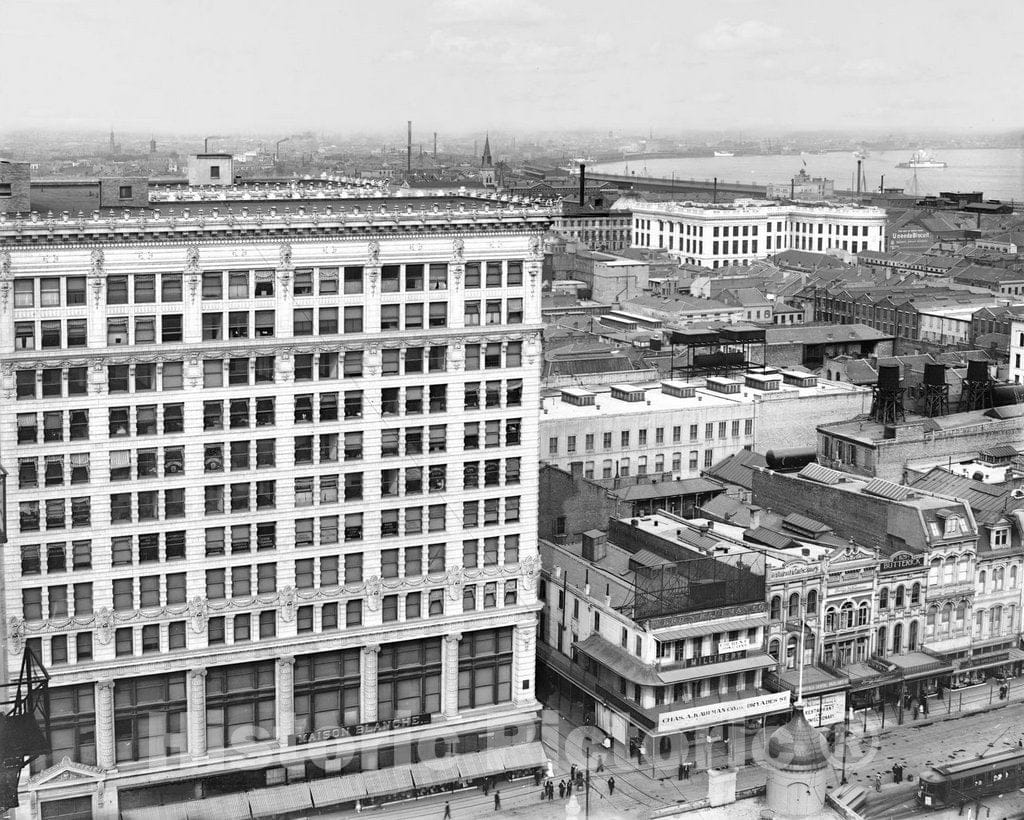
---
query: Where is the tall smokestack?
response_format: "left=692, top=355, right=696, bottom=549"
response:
left=433, top=132, right=437, bottom=161
left=713, top=177, right=718, bottom=204
left=407, top=120, right=412, bottom=173
left=880, top=173, right=885, bottom=193
left=856, top=159, right=862, bottom=194
left=579, top=163, right=586, bottom=205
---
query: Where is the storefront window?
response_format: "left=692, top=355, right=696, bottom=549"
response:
left=294, top=649, right=361, bottom=735
left=458, top=628, right=513, bottom=709
left=114, top=673, right=187, bottom=762
left=206, top=661, right=276, bottom=749
left=377, top=639, right=441, bottom=721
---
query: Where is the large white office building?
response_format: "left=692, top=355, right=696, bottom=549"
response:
left=0, top=184, right=550, bottom=818
left=617, top=198, right=887, bottom=269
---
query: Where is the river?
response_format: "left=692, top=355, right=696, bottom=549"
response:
left=590, top=148, right=1024, bottom=202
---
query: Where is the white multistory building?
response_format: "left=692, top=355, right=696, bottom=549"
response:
left=617, top=198, right=887, bottom=269
left=0, top=186, right=551, bottom=818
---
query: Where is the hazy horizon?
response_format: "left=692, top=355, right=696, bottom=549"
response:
left=3, top=0, right=1023, bottom=135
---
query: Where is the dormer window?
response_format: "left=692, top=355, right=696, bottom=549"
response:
left=992, top=527, right=1010, bottom=549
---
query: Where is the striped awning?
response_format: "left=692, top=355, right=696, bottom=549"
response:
left=409, top=756, right=462, bottom=788
left=456, top=747, right=507, bottom=780
left=658, top=653, right=777, bottom=685
left=247, top=783, right=312, bottom=819
left=362, top=766, right=414, bottom=798
left=655, top=614, right=769, bottom=642
left=185, top=792, right=252, bottom=820
left=308, top=773, right=367, bottom=807
left=122, top=804, right=190, bottom=820
left=501, top=741, right=548, bottom=771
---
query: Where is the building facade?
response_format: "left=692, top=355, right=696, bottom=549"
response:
left=619, top=199, right=886, bottom=269
left=0, top=190, right=550, bottom=817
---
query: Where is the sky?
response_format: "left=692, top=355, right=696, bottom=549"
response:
left=2, top=0, right=1023, bottom=137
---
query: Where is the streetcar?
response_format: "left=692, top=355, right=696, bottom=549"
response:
left=917, top=747, right=1024, bottom=809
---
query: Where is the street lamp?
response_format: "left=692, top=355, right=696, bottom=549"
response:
left=584, top=743, right=591, bottom=820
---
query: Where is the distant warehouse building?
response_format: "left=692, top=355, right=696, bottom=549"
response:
left=616, top=198, right=886, bottom=269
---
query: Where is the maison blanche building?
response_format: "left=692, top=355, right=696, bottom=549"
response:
left=0, top=187, right=551, bottom=818
left=617, top=199, right=886, bottom=269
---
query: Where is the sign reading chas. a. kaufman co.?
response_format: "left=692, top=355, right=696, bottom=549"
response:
left=656, top=691, right=790, bottom=733
left=289, top=713, right=432, bottom=745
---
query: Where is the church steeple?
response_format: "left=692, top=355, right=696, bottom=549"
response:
left=481, top=134, right=493, bottom=168
left=480, top=133, right=497, bottom=188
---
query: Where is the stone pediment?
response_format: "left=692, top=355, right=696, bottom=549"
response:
left=28, top=757, right=104, bottom=787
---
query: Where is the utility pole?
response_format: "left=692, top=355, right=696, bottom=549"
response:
left=584, top=743, right=591, bottom=820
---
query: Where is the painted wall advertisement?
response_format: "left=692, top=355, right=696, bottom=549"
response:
left=802, top=693, right=846, bottom=727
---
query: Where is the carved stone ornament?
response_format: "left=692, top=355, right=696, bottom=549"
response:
left=186, top=244, right=200, bottom=273
left=0, top=249, right=11, bottom=279
left=280, top=586, right=296, bottom=622
left=90, top=247, right=105, bottom=275
left=367, top=239, right=381, bottom=266
left=520, top=554, right=541, bottom=591
left=279, top=242, right=293, bottom=270
left=188, top=596, right=209, bottom=634
left=529, top=234, right=543, bottom=259
left=7, top=617, right=25, bottom=655
left=96, top=608, right=113, bottom=645
left=452, top=237, right=465, bottom=263
left=365, top=575, right=382, bottom=611
left=445, top=566, right=465, bottom=602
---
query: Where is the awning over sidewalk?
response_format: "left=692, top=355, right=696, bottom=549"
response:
left=409, top=756, right=463, bottom=788
left=308, top=773, right=368, bottom=807
left=658, top=653, right=777, bottom=685
left=456, top=747, right=508, bottom=780
left=122, top=805, right=190, bottom=820
left=362, top=766, right=414, bottom=798
left=248, top=783, right=313, bottom=819
left=888, top=651, right=953, bottom=681
left=501, top=741, right=548, bottom=771
left=183, top=792, right=252, bottom=820
left=574, top=634, right=663, bottom=686
left=654, top=614, right=770, bottom=642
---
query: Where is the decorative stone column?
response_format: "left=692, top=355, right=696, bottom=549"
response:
left=513, top=622, right=537, bottom=706
left=364, top=240, right=382, bottom=331
left=95, top=679, right=115, bottom=770
left=182, top=245, right=202, bottom=343
left=188, top=668, right=208, bottom=759
left=442, top=633, right=462, bottom=719
left=361, top=644, right=380, bottom=723
left=448, top=238, right=465, bottom=329
left=277, top=655, right=295, bottom=743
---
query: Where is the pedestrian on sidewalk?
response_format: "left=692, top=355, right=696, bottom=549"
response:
left=444, top=801, right=451, bottom=819
left=892, top=762, right=899, bottom=783
left=875, top=773, right=882, bottom=792
left=608, top=776, right=616, bottom=796
left=547, top=781, right=554, bottom=801
left=534, top=769, right=541, bottom=786
left=922, top=698, right=929, bottom=717
left=685, top=761, right=692, bottom=779
left=558, top=780, right=565, bottom=798
left=596, top=754, right=605, bottom=773
left=493, top=791, right=501, bottom=811
left=482, top=779, right=489, bottom=797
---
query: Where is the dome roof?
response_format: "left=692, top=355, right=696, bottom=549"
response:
left=767, top=705, right=830, bottom=770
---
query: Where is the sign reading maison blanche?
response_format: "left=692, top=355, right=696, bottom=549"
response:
left=656, top=691, right=790, bottom=733
left=290, top=714, right=432, bottom=745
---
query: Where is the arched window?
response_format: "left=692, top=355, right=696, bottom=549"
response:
left=979, top=569, right=987, bottom=592
left=877, top=626, right=887, bottom=656
left=841, top=602, right=855, bottom=629
left=941, top=602, right=953, bottom=632
left=858, top=602, right=870, bottom=626
left=806, top=589, right=818, bottom=615
left=879, top=587, right=889, bottom=609
left=926, top=605, right=938, bottom=636
left=911, top=582, right=921, bottom=605
left=975, top=609, right=985, bottom=636
left=908, top=620, right=919, bottom=650
left=825, top=607, right=837, bottom=631
left=788, top=592, right=801, bottom=619
left=770, top=596, right=782, bottom=621
left=928, top=558, right=941, bottom=585
left=955, top=600, right=966, bottom=625
left=895, top=585, right=905, bottom=608
left=943, top=558, right=956, bottom=585
left=958, top=556, right=971, bottom=582
left=1011, top=566, right=1019, bottom=588
left=1009, top=605, right=1017, bottom=632
left=994, top=567, right=1005, bottom=591
left=892, top=623, right=903, bottom=654
left=769, top=639, right=781, bottom=661
left=786, top=637, right=799, bottom=670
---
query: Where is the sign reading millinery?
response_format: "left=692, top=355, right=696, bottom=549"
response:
left=801, top=693, right=846, bottom=728
left=656, top=691, right=790, bottom=733
left=290, top=713, right=432, bottom=745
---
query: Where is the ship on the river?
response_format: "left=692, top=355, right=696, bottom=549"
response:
left=713, top=150, right=734, bottom=157
left=898, top=150, right=947, bottom=169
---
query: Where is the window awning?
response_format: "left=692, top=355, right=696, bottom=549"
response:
left=308, top=773, right=367, bottom=807
left=247, top=783, right=313, bottom=819
left=409, top=756, right=462, bottom=788
left=121, top=805, right=189, bottom=820
left=456, top=747, right=507, bottom=780
left=654, top=615, right=769, bottom=642
left=109, top=450, right=131, bottom=468
left=658, top=653, right=778, bottom=685
left=501, top=741, right=548, bottom=771
left=362, top=766, right=414, bottom=798
left=184, top=792, right=251, bottom=820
